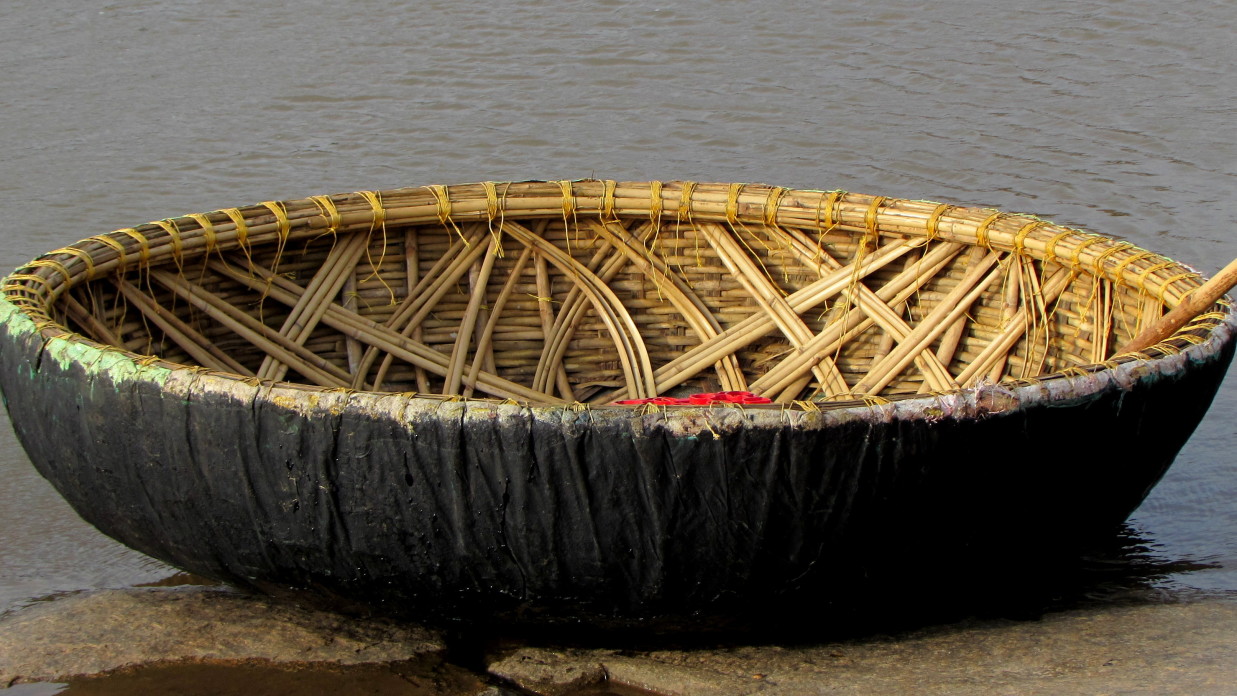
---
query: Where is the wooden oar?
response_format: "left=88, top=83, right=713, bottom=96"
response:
left=1118, top=256, right=1237, bottom=354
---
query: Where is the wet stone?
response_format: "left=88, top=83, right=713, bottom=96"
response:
left=486, top=647, right=608, bottom=695
left=487, top=599, right=1237, bottom=696
left=15, top=659, right=492, bottom=696
left=0, top=586, right=444, bottom=686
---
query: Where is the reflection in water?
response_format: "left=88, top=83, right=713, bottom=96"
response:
left=422, top=523, right=1226, bottom=650
left=857, top=523, right=1224, bottom=627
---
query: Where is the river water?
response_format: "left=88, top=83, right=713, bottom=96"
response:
left=1, top=0, right=1234, bottom=625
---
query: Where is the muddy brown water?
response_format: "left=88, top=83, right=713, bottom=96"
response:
left=1, top=0, right=1235, bottom=692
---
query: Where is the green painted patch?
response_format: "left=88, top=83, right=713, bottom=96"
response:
left=0, top=297, right=38, bottom=340
left=0, top=295, right=172, bottom=389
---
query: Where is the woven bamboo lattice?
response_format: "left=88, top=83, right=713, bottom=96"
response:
left=3, top=181, right=1228, bottom=408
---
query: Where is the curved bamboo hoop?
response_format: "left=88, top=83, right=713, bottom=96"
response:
left=3, top=181, right=1230, bottom=409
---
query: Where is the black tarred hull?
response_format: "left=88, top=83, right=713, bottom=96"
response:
left=1, top=301, right=1232, bottom=627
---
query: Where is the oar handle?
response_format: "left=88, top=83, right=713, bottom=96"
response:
left=1117, top=255, right=1237, bottom=354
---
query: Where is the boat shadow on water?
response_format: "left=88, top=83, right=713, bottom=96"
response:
left=289, top=522, right=1219, bottom=655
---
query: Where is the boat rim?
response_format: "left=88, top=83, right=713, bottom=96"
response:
left=2, top=179, right=1233, bottom=430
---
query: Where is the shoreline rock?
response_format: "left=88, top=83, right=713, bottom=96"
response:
left=5, top=585, right=1237, bottom=695
left=487, top=597, right=1237, bottom=695
left=0, top=586, right=443, bottom=686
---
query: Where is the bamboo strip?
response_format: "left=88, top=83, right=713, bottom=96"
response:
left=588, top=219, right=746, bottom=391
left=531, top=234, right=620, bottom=396
left=916, top=268, right=986, bottom=393
left=365, top=224, right=490, bottom=390
left=472, top=264, right=497, bottom=376
left=985, top=257, right=1025, bottom=383
left=589, top=239, right=924, bottom=403
left=748, top=242, right=965, bottom=397
left=113, top=278, right=253, bottom=375
left=259, top=232, right=370, bottom=381
left=149, top=270, right=349, bottom=387
left=693, top=222, right=843, bottom=402
left=502, top=219, right=656, bottom=400
left=341, top=273, right=363, bottom=375
left=1091, top=278, right=1113, bottom=363
left=852, top=252, right=1003, bottom=395
left=871, top=317, right=897, bottom=363
left=208, top=259, right=560, bottom=403
left=859, top=287, right=975, bottom=392
left=769, top=223, right=950, bottom=394
left=957, top=267, right=1076, bottom=386
left=61, top=292, right=125, bottom=348
left=1137, top=293, right=1163, bottom=340
left=445, top=238, right=501, bottom=395
left=774, top=374, right=815, bottom=403
left=1018, top=255, right=1052, bottom=380
left=404, top=227, right=430, bottom=392
left=348, top=225, right=482, bottom=388
left=532, top=239, right=576, bottom=400
left=463, top=246, right=535, bottom=398
left=749, top=237, right=965, bottom=397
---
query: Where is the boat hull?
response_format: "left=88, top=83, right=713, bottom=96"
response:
left=2, top=299, right=1232, bottom=625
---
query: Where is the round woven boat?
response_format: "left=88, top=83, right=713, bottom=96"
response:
left=1, top=180, right=1233, bottom=626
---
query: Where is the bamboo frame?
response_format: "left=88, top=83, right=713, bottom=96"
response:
left=4, top=180, right=1225, bottom=410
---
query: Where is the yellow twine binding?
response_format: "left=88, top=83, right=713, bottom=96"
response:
left=974, top=211, right=1004, bottom=249
left=725, top=183, right=743, bottom=225
left=356, top=190, right=385, bottom=233
left=92, top=235, right=129, bottom=275
left=823, top=190, right=845, bottom=232
left=51, top=246, right=95, bottom=280
left=1012, top=219, right=1048, bottom=255
left=356, top=190, right=395, bottom=306
left=648, top=181, right=663, bottom=224
left=261, top=200, right=292, bottom=273
left=1089, top=241, right=1133, bottom=277
left=1112, top=249, right=1156, bottom=284
left=677, top=182, right=696, bottom=222
left=261, top=200, right=291, bottom=240
left=152, top=219, right=184, bottom=267
left=222, top=208, right=250, bottom=250
left=427, top=185, right=465, bottom=244
left=481, top=181, right=505, bottom=257
left=26, top=259, right=73, bottom=286
left=189, top=213, right=218, bottom=253
left=310, top=195, right=341, bottom=234
left=121, top=228, right=151, bottom=267
left=1042, top=229, right=1076, bottom=264
left=1067, top=235, right=1108, bottom=267
left=601, top=179, right=618, bottom=223
left=863, top=197, right=885, bottom=236
left=5, top=273, right=54, bottom=296
left=925, top=204, right=953, bottom=241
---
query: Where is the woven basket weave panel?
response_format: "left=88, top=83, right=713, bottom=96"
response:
left=122, top=240, right=951, bottom=395
left=58, top=226, right=1082, bottom=400
left=21, top=182, right=1221, bottom=407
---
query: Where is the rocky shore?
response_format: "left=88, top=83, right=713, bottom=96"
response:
left=2, top=586, right=1235, bottom=695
